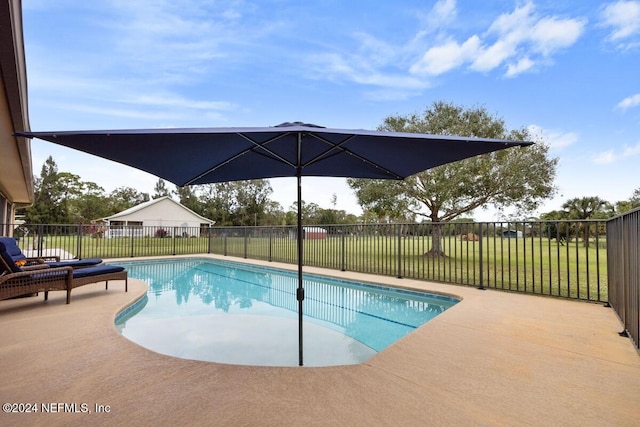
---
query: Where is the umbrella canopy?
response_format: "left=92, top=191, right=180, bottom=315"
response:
left=17, top=122, right=531, bottom=185
left=18, top=122, right=532, bottom=366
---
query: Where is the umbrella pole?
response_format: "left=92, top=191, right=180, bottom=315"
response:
left=296, top=137, right=304, bottom=367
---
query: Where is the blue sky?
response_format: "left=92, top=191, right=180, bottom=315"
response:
left=22, top=0, right=640, bottom=220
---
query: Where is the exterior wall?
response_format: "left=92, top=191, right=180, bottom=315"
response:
left=105, top=198, right=212, bottom=237
left=0, top=0, right=34, bottom=230
left=1, top=192, right=10, bottom=235
left=117, top=199, right=204, bottom=226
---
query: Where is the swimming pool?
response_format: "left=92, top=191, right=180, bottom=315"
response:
left=115, top=258, right=458, bottom=367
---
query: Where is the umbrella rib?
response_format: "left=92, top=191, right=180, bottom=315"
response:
left=238, top=132, right=297, bottom=168
left=183, top=132, right=296, bottom=185
left=183, top=130, right=406, bottom=185
left=305, top=133, right=405, bottom=180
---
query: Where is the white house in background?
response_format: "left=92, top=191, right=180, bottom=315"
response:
left=101, top=196, right=214, bottom=238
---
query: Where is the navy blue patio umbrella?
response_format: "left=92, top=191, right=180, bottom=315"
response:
left=18, top=122, right=532, bottom=366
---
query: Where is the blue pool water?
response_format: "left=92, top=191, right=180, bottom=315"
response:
left=115, top=258, right=458, bottom=367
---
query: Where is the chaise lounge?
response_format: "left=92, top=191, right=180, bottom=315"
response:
left=0, top=241, right=127, bottom=304
left=0, top=236, right=103, bottom=269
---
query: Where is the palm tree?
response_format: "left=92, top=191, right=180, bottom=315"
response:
left=561, top=196, right=610, bottom=247
left=562, top=196, right=609, bottom=219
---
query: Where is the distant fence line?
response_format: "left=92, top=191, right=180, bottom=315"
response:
left=5, top=220, right=609, bottom=304
left=606, top=207, right=640, bottom=352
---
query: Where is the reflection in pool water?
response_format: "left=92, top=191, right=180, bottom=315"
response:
left=116, top=258, right=458, bottom=367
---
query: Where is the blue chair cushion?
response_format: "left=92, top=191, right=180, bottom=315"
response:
left=0, top=237, right=103, bottom=270
left=0, top=240, right=23, bottom=273
left=48, top=259, right=103, bottom=268
left=72, top=265, right=125, bottom=278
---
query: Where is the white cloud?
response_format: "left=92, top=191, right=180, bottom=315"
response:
left=428, top=0, right=457, bottom=27
left=592, top=142, right=640, bottom=164
left=623, top=142, right=640, bottom=157
left=411, top=1, right=586, bottom=78
left=303, top=1, right=587, bottom=93
left=303, top=2, right=462, bottom=95
left=411, top=36, right=481, bottom=75
left=308, top=53, right=429, bottom=93
left=527, top=125, right=578, bottom=150
left=122, top=94, right=236, bottom=112
left=593, top=150, right=616, bottom=164
left=487, top=2, right=535, bottom=38
left=30, top=69, right=236, bottom=123
left=25, top=1, right=271, bottom=129
left=600, top=0, right=640, bottom=45
left=352, top=32, right=397, bottom=67
left=506, top=57, right=534, bottom=76
left=413, top=0, right=458, bottom=41
left=617, top=93, right=640, bottom=109
left=42, top=101, right=203, bottom=122
left=471, top=39, right=515, bottom=72
left=529, top=16, right=586, bottom=55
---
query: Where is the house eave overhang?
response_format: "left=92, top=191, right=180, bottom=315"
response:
left=0, top=0, right=34, bottom=205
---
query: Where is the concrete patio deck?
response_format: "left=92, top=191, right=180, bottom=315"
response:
left=1, top=255, right=638, bottom=426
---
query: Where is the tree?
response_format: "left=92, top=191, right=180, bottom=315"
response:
left=153, top=179, right=171, bottom=199
left=288, top=200, right=321, bottom=225
left=176, top=186, right=203, bottom=216
left=629, top=188, right=640, bottom=208
left=316, top=209, right=341, bottom=225
left=261, top=200, right=287, bottom=225
left=108, top=187, right=150, bottom=213
left=614, top=200, right=635, bottom=215
left=348, top=179, right=416, bottom=222
left=234, top=180, right=273, bottom=226
left=23, top=157, right=57, bottom=224
left=24, top=157, right=78, bottom=224
left=539, top=210, right=572, bottom=244
left=22, top=157, right=114, bottom=225
left=198, top=183, right=237, bottom=226
left=348, top=101, right=558, bottom=256
left=609, top=188, right=640, bottom=215
left=69, top=181, right=111, bottom=223
left=561, top=196, right=611, bottom=248
left=562, top=196, right=610, bottom=220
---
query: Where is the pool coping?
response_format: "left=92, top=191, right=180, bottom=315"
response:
left=1, top=253, right=639, bottom=426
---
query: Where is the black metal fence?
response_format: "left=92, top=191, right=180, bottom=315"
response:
left=607, top=208, right=640, bottom=351
left=4, top=219, right=608, bottom=303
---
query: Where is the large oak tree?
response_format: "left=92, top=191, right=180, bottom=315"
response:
left=348, top=101, right=558, bottom=256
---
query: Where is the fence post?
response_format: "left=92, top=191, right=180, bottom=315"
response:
left=397, top=224, right=402, bottom=279
left=268, top=228, right=273, bottom=262
left=244, top=227, right=248, bottom=258
left=37, top=224, right=44, bottom=257
left=130, top=226, right=135, bottom=257
left=207, top=225, right=212, bottom=254
left=172, top=227, right=177, bottom=256
left=341, top=230, right=346, bottom=271
left=478, top=223, right=485, bottom=290
left=585, top=221, right=590, bottom=300
left=77, top=226, right=83, bottom=259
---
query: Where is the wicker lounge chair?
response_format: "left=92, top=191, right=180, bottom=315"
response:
left=0, top=262, right=71, bottom=302
left=0, top=241, right=127, bottom=304
left=0, top=237, right=103, bottom=269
